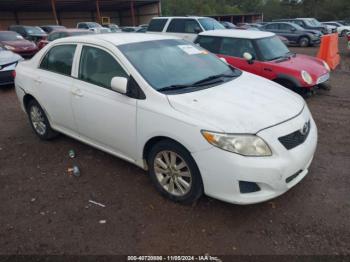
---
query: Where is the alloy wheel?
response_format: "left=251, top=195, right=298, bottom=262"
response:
left=153, top=150, right=192, bottom=197
left=30, top=105, right=47, bottom=135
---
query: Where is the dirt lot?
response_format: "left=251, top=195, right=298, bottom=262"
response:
left=0, top=39, right=350, bottom=257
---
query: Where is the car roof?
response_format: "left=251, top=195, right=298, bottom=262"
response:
left=199, top=29, right=275, bottom=39
left=55, top=32, right=179, bottom=46
left=52, top=29, right=89, bottom=33
left=152, top=16, right=206, bottom=19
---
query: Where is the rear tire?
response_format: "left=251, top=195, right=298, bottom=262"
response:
left=147, top=139, right=203, bottom=204
left=299, top=37, right=310, bottom=47
left=27, top=99, right=58, bottom=140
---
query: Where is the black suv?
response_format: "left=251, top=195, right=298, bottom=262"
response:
left=261, top=22, right=322, bottom=47
left=8, top=25, right=47, bottom=43
left=273, top=18, right=332, bottom=34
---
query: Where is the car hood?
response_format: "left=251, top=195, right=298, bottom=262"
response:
left=167, top=72, right=305, bottom=134
left=276, top=54, right=329, bottom=78
left=1, top=40, right=36, bottom=48
left=0, top=50, right=22, bottom=65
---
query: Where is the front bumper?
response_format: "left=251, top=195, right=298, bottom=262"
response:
left=192, top=106, right=318, bottom=205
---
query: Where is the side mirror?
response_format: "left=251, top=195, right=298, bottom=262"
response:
left=243, top=52, right=254, bottom=64
left=291, top=27, right=296, bottom=32
left=194, top=27, right=202, bottom=34
left=111, top=77, right=128, bottom=94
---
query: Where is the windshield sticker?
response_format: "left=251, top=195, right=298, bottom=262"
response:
left=178, top=45, right=203, bottom=55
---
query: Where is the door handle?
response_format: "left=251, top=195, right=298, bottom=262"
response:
left=71, top=88, right=83, bottom=97
left=34, top=78, right=42, bottom=84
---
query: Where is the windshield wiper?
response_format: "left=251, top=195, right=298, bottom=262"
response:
left=158, top=73, right=236, bottom=93
left=158, top=84, right=193, bottom=92
left=192, top=73, right=235, bottom=86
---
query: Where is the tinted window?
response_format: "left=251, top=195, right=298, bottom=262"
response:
left=265, top=23, right=279, bottom=30
left=196, top=36, right=222, bottom=54
left=48, top=32, right=60, bottom=41
left=219, top=38, right=257, bottom=58
left=279, top=23, right=294, bottom=31
left=167, top=19, right=201, bottom=33
left=79, top=46, right=128, bottom=89
left=40, top=45, right=76, bottom=76
left=78, top=23, right=88, bottom=29
left=148, top=19, right=168, bottom=32
left=293, top=20, right=304, bottom=26
left=198, top=18, right=225, bottom=31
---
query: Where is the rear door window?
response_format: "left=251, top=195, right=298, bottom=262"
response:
left=40, top=45, right=76, bottom=76
left=265, top=24, right=279, bottom=30
left=147, top=19, right=168, bottom=32
left=167, top=19, right=201, bottom=33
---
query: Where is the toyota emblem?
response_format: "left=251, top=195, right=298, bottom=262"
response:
left=300, top=122, right=309, bottom=136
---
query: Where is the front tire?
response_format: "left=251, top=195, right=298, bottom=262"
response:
left=299, top=37, right=310, bottom=47
left=147, top=140, right=203, bottom=204
left=27, top=99, right=58, bottom=140
left=341, top=30, right=349, bottom=37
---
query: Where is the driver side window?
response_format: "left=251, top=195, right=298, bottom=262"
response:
left=79, top=46, right=128, bottom=89
left=219, top=38, right=257, bottom=59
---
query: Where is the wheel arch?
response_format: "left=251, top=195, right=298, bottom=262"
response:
left=298, top=35, right=310, bottom=42
left=142, top=136, right=192, bottom=163
left=274, top=74, right=301, bottom=89
left=23, top=93, right=36, bottom=112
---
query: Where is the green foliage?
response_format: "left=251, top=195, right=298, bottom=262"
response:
left=161, top=0, right=350, bottom=21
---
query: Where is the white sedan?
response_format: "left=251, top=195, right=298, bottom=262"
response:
left=323, top=21, right=350, bottom=36
left=14, top=33, right=317, bottom=205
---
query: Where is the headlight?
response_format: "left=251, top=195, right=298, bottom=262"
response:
left=201, top=131, right=272, bottom=157
left=4, top=45, right=15, bottom=51
left=301, top=70, right=313, bottom=85
left=322, top=60, right=331, bottom=71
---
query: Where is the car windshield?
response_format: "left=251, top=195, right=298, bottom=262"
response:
left=87, top=22, right=102, bottom=28
left=0, top=31, right=24, bottom=41
left=199, top=18, right=225, bottom=31
left=306, top=19, right=322, bottom=27
left=119, top=39, right=238, bottom=92
left=256, top=36, right=291, bottom=61
left=24, top=26, right=46, bottom=34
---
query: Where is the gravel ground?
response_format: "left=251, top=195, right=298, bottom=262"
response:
left=0, top=38, right=349, bottom=257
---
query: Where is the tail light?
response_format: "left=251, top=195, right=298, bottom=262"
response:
left=12, top=70, right=16, bottom=79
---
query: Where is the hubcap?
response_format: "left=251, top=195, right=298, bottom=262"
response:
left=154, top=151, right=192, bottom=197
left=30, top=105, right=46, bottom=135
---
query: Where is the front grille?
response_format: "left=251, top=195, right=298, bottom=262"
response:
left=278, top=121, right=311, bottom=150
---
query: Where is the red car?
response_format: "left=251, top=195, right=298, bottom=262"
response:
left=38, top=29, right=94, bottom=49
left=347, top=33, right=350, bottom=50
left=0, top=31, right=38, bottom=58
left=196, top=30, right=331, bottom=95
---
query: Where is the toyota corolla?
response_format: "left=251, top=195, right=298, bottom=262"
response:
left=14, top=33, right=318, bottom=205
